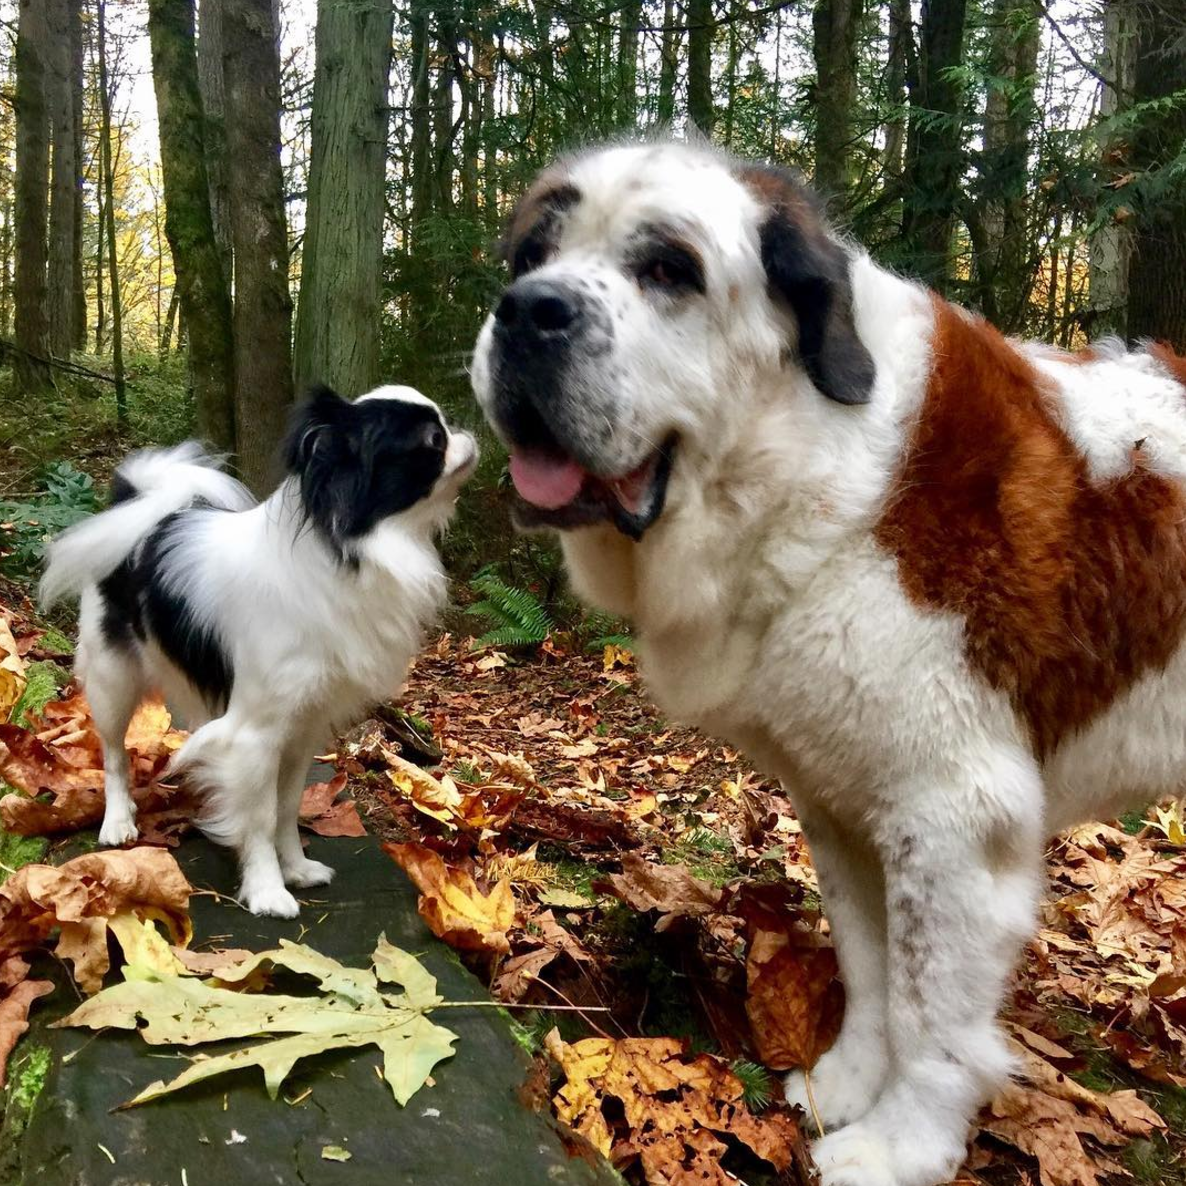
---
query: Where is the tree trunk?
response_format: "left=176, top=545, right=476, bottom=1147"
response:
left=160, top=286, right=180, bottom=356
left=1127, top=3, right=1186, bottom=349
left=657, top=0, right=680, bottom=126
left=812, top=0, right=864, bottom=198
left=409, top=0, right=432, bottom=235
left=47, top=0, right=80, bottom=359
left=70, top=0, right=86, bottom=351
left=147, top=0, right=236, bottom=452
left=223, top=0, right=293, bottom=494
left=686, top=0, right=714, bottom=136
left=94, top=177, right=105, bottom=354
left=1089, top=0, right=1139, bottom=340
left=197, top=0, right=232, bottom=282
left=977, top=0, right=1040, bottom=330
left=97, top=0, right=126, bottom=420
left=901, top=0, right=969, bottom=290
left=0, top=197, right=13, bottom=338
left=293, top=0, right=394, bottom=397
left=14, top=0, right=52, bottom=392
left=883, top=0, right=910, bottom=184
left=616, top=0, right=641, bottom=128
left=433, top=4, right=457, bottom=214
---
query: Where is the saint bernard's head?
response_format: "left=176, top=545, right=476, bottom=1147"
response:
left=470, top=140, right=876, bottom=538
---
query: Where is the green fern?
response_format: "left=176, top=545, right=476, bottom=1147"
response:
left=579, top=609, right=634, bottom=652
left=465, top=570, right=554, bottom=649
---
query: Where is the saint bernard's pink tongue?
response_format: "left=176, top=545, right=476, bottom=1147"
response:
left=509, top=450, right=586, bottom=509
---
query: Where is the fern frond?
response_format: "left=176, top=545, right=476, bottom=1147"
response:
left=467, top=572, right=554, bottom=648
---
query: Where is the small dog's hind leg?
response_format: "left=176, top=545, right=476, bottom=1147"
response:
left=85, top=643, right=146, bottom=847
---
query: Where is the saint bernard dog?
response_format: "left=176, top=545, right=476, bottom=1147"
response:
left=470, top=139, right=1186, bottom=1186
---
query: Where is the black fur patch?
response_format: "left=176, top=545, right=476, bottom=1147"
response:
left=139, top=515, right=235, bottom=711
left=283, top=386, right=447, bottom=562
left=96, top=513, right=235, bottom=712
left=740, top=163, right=875, bottom=406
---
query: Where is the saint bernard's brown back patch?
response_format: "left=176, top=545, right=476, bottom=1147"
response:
left=875, top=299, right=1186, bottom=758
left=1149, top=341, right=1186, bottom=389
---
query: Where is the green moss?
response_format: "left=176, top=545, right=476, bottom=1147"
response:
left=10, top=661, right=69, bottom=728
left=8, top=1047, right=50, bottom=1114
left=1120, top=807, right=1151, bottom=835
left=0, top=829, right=47, bottom=883
left=37, top=628, right=73, bottom=656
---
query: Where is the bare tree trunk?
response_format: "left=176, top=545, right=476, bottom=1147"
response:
left=0, top=198, right=13, bottom=338
left=616, top=0, right=641, bottom=128
left=197, top=0, right=232, bottom=282
left=294, top=0, right=394, bottom=397
left=883, top=0, right=910, bottom=184
left=976, top=0, right=1040, bottom=330
left=160, top=286, right=179, bottom=356
left=901, top=0, right=969, bottom=290
left=433, top=4, right=457, bottom=214
left=147, top=0, right=236, bottom=452
left=1089, top=0, right=1138, bottom=340
left=47, top=0, right=80, bottom=359
left=657, top=0, right=680, bottom=126
left=687, top=0, right=714, bottom=136
left=14, top=0, right=52, bottom=392
left=94, top=176, right=105, bottom=354
left=223, top=0, right=293, bottom=493
left=1127, top=2, right=1186, bottom=349
left=97, top=0, right=126, bottom=421
left=812, top=0, right=864, bottom=198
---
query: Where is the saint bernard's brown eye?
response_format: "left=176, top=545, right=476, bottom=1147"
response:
left=636, top=245, right=706, bottom=295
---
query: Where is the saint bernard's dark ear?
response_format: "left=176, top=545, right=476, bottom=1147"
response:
left=738, top=164, right=875, bottom=406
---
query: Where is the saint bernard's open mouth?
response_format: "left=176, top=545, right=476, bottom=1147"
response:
left=507, top=435, right=678, bottom=539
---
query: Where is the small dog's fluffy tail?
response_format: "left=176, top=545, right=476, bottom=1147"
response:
left=40, top=442, right=254, bottom=608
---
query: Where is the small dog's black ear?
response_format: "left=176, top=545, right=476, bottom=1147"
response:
left=741, top=166, right=875, bottom=406
left=284, top=385, right=350, bottom=474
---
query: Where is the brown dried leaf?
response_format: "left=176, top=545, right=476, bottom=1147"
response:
left=0, top=848, right=193, bottom=993
left=593, top=853, right=722, bottom=930
left=299, top=773, right=366, bottom=837
left=0, top=969, right=53, bottom=1086
left=545, top=1030, right=800, bottom=1184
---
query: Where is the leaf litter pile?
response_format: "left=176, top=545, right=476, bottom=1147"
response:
left=1, top=599, right=1185, bottom=1185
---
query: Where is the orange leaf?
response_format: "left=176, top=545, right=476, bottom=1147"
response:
left=383, top=842, right=514, bottom=955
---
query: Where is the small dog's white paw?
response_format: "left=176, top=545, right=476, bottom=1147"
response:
left=240, top=879, right=301, bottom=918
left=812, top=1124, right=898, bottom=1186
left=282, top=857, right=335, bottom=888
left=98, top=810, right=139, bottom=847
left=784, top=1043, right=886, bottom=1131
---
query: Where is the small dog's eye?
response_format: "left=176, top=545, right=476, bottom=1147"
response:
left=427, top=425, right=447, bottom=452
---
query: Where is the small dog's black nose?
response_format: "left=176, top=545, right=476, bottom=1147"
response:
left=495, top=279, right=581, bottom=338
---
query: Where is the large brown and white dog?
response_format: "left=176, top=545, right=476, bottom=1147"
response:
left=470, top=140, right=1186, bottom=1186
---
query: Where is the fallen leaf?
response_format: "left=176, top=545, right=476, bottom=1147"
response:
left=0, top=848, right=193, bottom=993
left=0, top=957, right=53, bottom=1086
left=385, top=756, right=465, bottom=827
left=0, top=615, right=27, bottom=721
left=57, top=936, right=457, bottom=1108
left=321, top=1145, right=352, bottom=1162
left=299, top=773, right=366, bottom=837
left=594, top=853, right=722, bottom=931
left=983, top=1043, right=1163, bottom=1186
left=384, top=842, right=514, bottom=956
left=545, top=1029, right=800, bottom=1184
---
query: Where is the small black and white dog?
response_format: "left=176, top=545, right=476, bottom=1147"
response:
left=41, top=385, right=477, bottom=917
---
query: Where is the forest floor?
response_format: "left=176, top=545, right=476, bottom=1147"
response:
left=1, top=380, right=1185, bottom=1185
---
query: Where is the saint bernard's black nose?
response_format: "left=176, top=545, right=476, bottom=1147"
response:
left=494, top=278, right=584, bottom=342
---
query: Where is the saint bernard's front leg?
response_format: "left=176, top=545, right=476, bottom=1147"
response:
left=811, top=751, right=1043, bottom=1186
